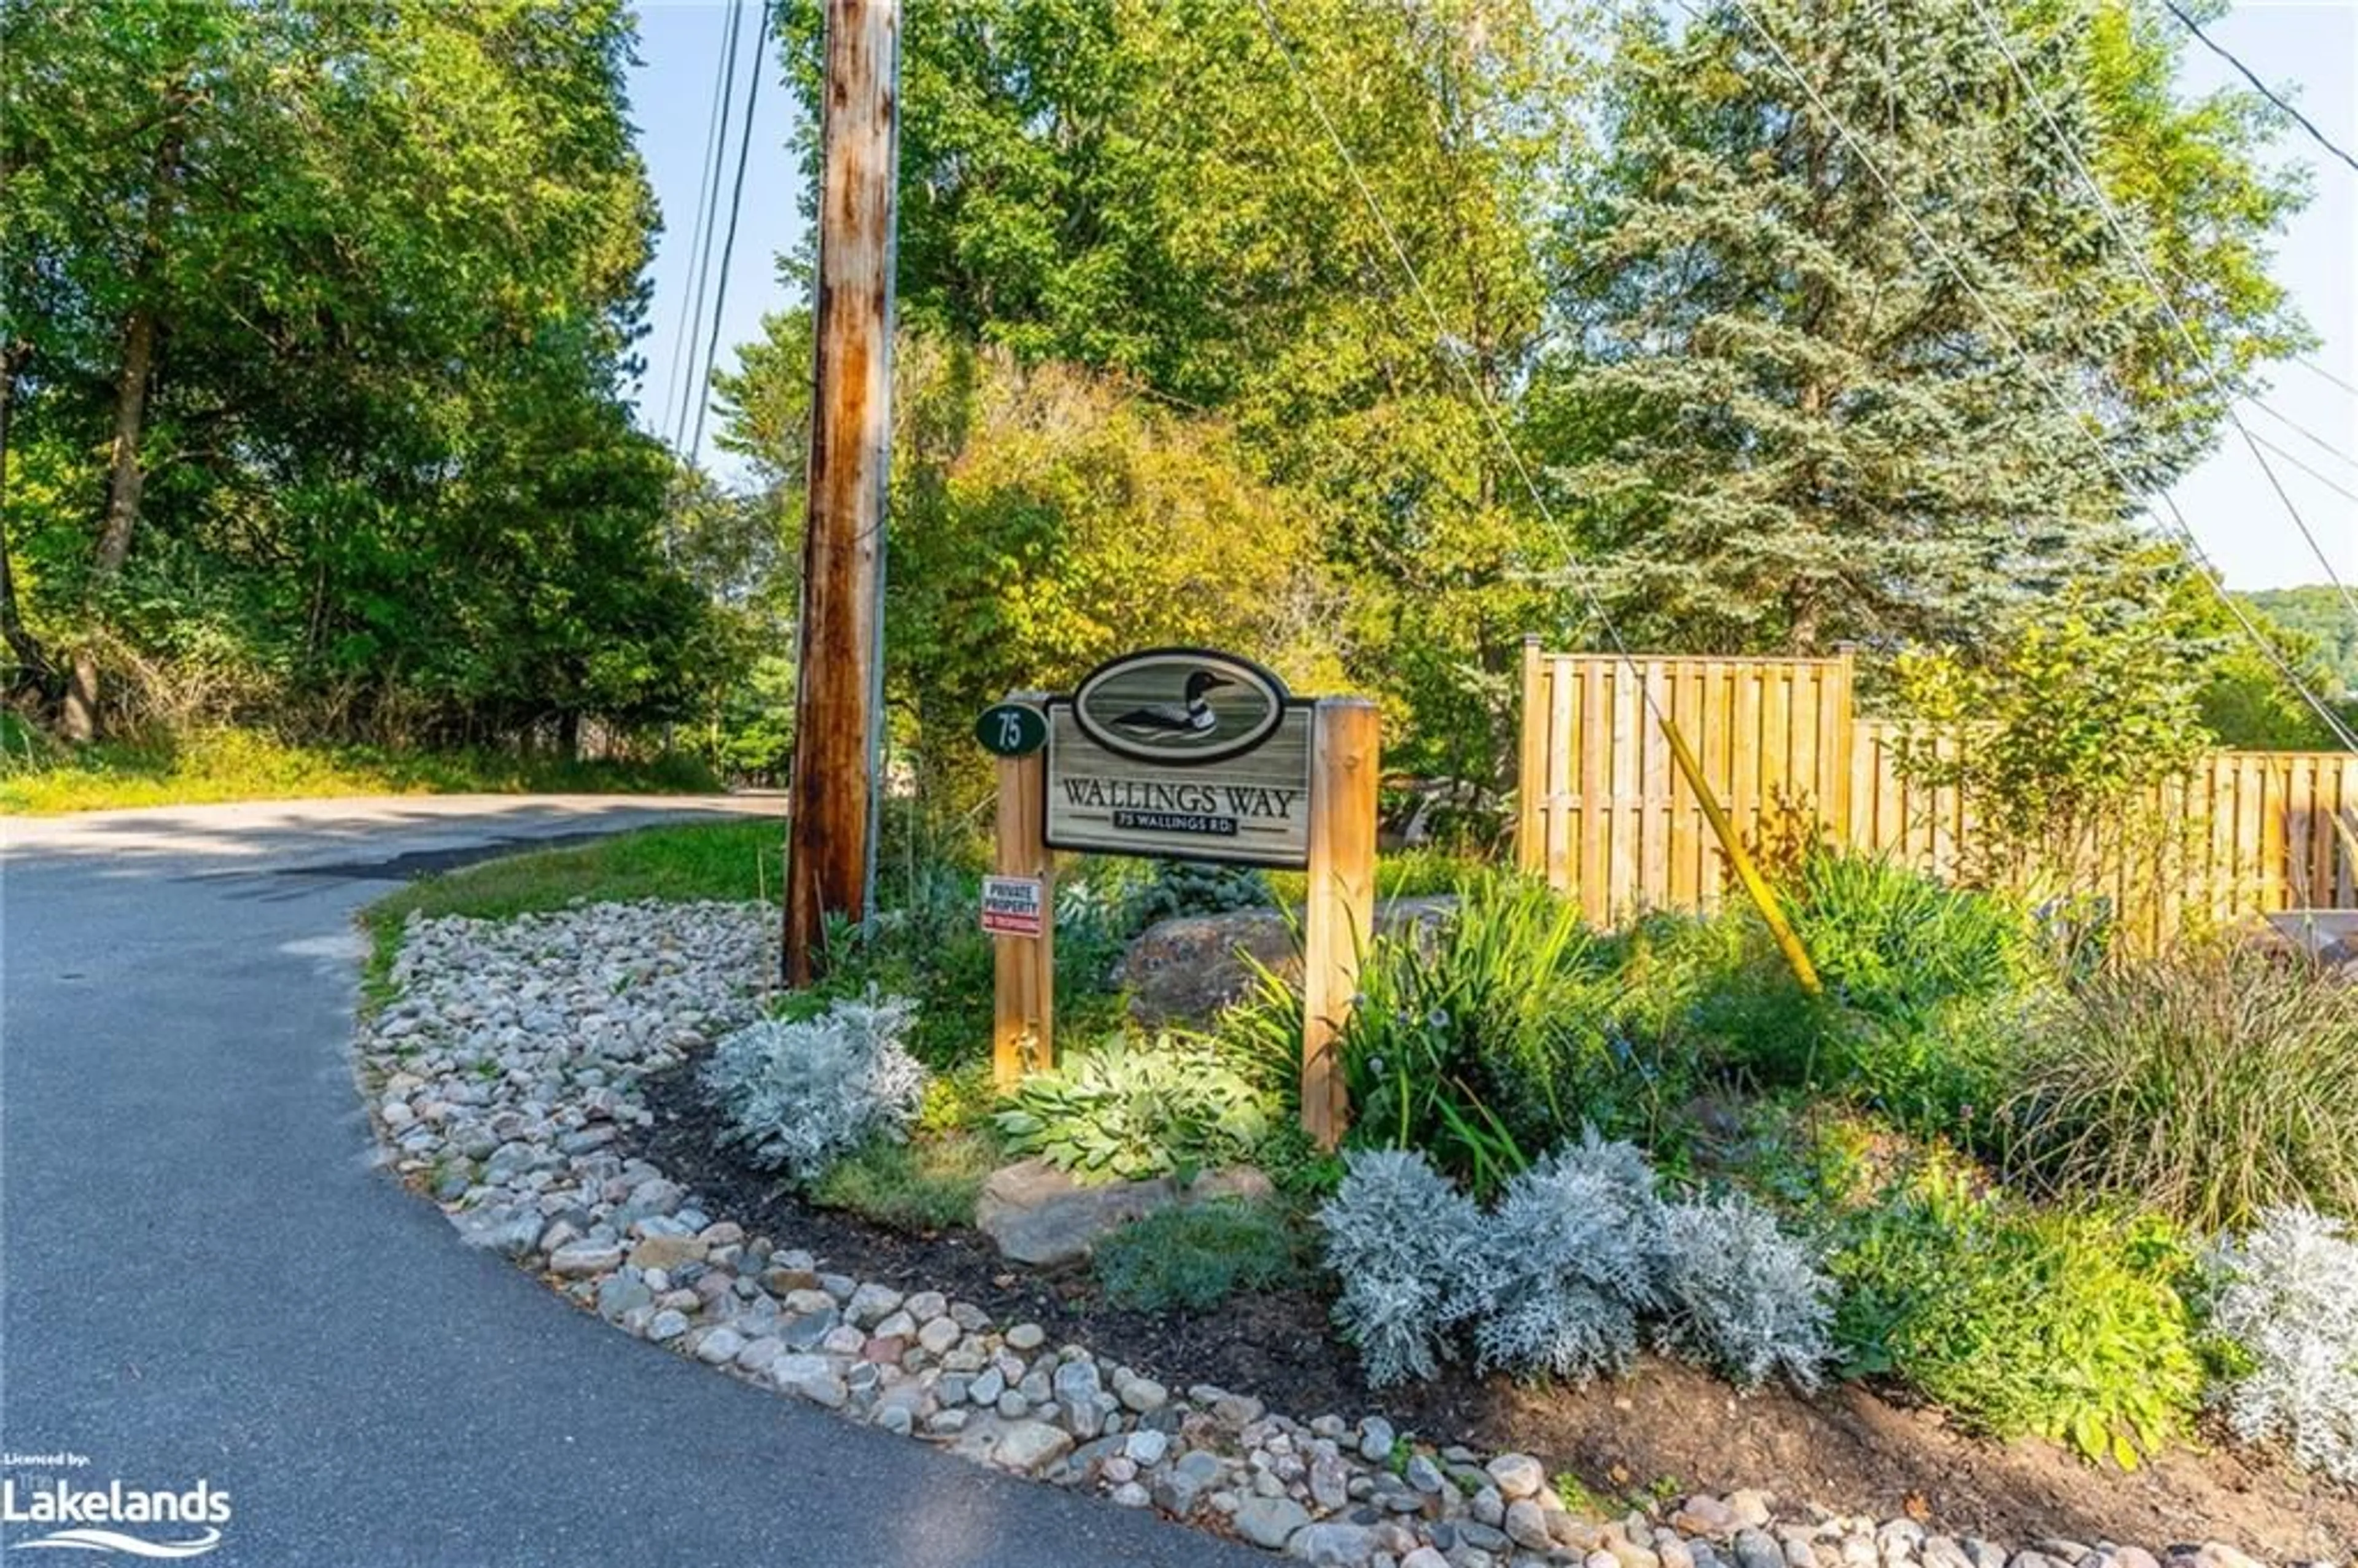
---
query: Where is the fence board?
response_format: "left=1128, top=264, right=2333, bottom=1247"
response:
left=1519, top=650, right=2358, bottom=939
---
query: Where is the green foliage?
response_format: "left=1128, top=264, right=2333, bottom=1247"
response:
left=2239, top=587, right=2358, bottom=701
left=0, top=725, right=715, bottom=815
left=1125, top=860, right=1276, bottom=928
left=1335, top=875, right=1695, bottom=1196
left=1094, top=1198, right=1309, bottom=1313
left=785, top=865, right=1000, bottom=1073
left=2007, top=944, right=2358, bottom=1230
left=1893, top=585, right=2214, bottom=891
left=1828, top=1168, right=2201, bottom=1468
left=1537, top=0, right=2304, bottom=658
left=2, top=0, right=709, bottom=747
left=994, top=1033, right=1277, bottom=1184
left=812, top=1129, right=998, bottom=1234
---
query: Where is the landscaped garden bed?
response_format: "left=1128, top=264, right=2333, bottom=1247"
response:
left=356, top=822, right=2358, bottom=1567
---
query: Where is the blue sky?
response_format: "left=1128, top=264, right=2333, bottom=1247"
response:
left=622, top=0, right=2354, bottom=591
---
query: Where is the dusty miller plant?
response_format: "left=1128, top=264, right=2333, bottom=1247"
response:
left=1457, top=1131, right=1666, bottom=1383
left=1654, top=1192, right=1835, bottom=1392
left=2202, top=1206, right=2358, bottom=1483
left=1317, top=1149, right=1484, bottom=1387
left=701, top=992, right=926, bottom=1181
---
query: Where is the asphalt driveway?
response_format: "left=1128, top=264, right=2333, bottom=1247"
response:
left=0, top=796, right=1264, bottom=1566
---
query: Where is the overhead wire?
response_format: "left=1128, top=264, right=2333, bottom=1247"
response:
left=671, top=0, right=748, bottom=456
left=655, top=2, right=736, bottom=448
left=686, top=0, right=771, bottom=468
left=2247, top=431, right=2358, bottom=507
left=1698, top=0, right=2357, bottom=749
left=2158, top=0, right=2358, bottom=177
left=1251, top=0, right=2355, bottom=747
left=2251, top=397, right=2358, bottom=473
left=1963, top=0, right=2358, bottom=636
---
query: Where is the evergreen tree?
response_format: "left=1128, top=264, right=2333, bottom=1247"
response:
left=1533, top=0, right=2303, bottom=656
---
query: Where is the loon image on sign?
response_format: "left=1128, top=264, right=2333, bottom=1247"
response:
left=1045, top=649, right=1310, bottom=867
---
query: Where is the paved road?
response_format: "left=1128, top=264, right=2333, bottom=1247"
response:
left=2, top=798, right=1264, bottom=1567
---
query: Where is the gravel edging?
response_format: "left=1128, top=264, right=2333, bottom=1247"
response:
left=354, top=899, right=2323, bottom=1568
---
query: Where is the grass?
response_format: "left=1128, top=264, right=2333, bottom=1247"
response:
left=359, top=817, right=784, bottom=1007
left=811, top=1128, right=998, bottom=1233
left=2006, top=942, right=2358, bottom=1230
left=0, top=722, right=718, bottom=814
left=1092, top=1196, right=1309, bottom=1312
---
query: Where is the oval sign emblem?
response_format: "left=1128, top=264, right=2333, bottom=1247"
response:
left=1072, top=648, right=1291, bottom=766
left=975, top=701, right=1049, bottom=758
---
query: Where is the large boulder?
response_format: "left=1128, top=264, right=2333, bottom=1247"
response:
left=1115, top=896, right=1459, bottom=1027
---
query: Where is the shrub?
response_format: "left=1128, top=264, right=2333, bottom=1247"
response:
left=1458, top=1131, right=1666, bottom=1382
left=811, top=1128, right=995, bottom=1232
left=1829, top=1170, right=2200, bottom=1467
left=1709, top=850, right=2041, bottom=1133
left=1318, top=1149, right=1485, bottom=1386
left=992, top=1032, right=1274, bottom=1183
left=1339, top=875, right=1686, bottom=1194
left=702, top=993, right=927, bottom=1181
left=1655, top=1192, right=1835, bottom=1392
left=1125, top=859, right=1274, bottom=928
left=2007, top=943, right=2358, bottom=1230
left=2200, top=1206, right=2358, bottom=1483
left=1095, top=1198, right=1308, bottom=1313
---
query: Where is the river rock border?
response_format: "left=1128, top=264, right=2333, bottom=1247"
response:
left=356, top=899, right=2312, bottom=1568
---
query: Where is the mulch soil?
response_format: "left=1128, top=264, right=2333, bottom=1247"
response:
left=631, top=1063, right=2358, bottom=1563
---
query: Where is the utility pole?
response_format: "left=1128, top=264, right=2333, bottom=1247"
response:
left=784, top=0, right=900, bottom=985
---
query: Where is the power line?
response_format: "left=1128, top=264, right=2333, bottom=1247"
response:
left=2294, top=354, right=2358, bottom=398
left=2249, top=430, right=2358, bottom=507
left=656, top=4, right=735, bottom=447
left=687, top=1, right=771, bottom=468
left=2251, top=397, right=2358, bottom=474
left=672, top=0, right=747, bottom=454
left=1964, top=0, right=2358, bottom=635
left=1704, top=0, right=2358, bottom=750
left=2160, top=0, right=2358, bottom=178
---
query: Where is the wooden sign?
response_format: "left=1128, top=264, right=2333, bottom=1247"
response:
left=982, top=651, right=1376, bottom=1151
left=1044, top=649, right=1311, bottom=867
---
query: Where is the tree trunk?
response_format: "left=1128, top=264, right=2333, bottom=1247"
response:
left=60, top=109, right=181, bottom=744
left=60, top=305, right=158, bottom=742
left=0, top=341, right=58, bottom=705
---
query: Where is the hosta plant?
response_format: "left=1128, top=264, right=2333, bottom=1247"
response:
left=702, top=992, right=926, bottom=1181
left=2201, top=1206, right=2358, bottom=1483
left=992, top=1033, right=1272, bottom=1183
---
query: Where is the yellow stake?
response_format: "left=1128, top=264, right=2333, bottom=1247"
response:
left=1659, top=715, right=1823, bottom=996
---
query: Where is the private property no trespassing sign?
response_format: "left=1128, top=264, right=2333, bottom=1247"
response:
left=979, top=875, right=1045, bottom=937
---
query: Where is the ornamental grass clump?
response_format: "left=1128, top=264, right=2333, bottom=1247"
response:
left=2007, top=943, right=2358, bottom=1230
left=701, top=992, right=927, bottom=1181
left=2201, top=1206, right=2358, bottom=1483
left=1318, top=1149, right=1485, bottom=1386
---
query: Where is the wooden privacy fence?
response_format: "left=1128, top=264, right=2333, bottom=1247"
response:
left=1516, top=641, right=2358, bottom=940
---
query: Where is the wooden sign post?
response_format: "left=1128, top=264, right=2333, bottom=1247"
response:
left=982, top=654, right=1377, bottom=1148
left=1302, top=698, right=1377, bottom=1146
left=991, top=694, right=1056, bottom=1090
